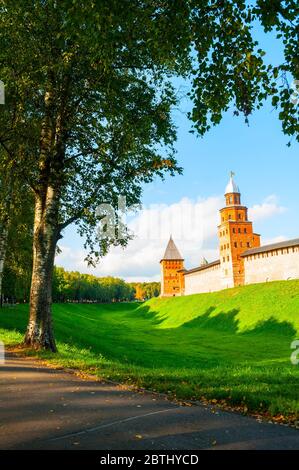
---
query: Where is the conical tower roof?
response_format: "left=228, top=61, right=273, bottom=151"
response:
left=225, top=171, right=240, bottom=194
left=161, top=236, right=184, bottom=261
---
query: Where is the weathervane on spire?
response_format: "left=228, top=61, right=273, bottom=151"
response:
left=225, top=171, right=240, bottom=194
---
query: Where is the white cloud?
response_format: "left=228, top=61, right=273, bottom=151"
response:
left=262, top=235, right=288, bottom=246
left=248, top=195, right=287, bottom=222
left=55, top=245, right=87, bottom=272
left=55, top=194, right=287, bottom=282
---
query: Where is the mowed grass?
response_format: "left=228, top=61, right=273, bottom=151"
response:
left=1, top=279, right=299, bottom=419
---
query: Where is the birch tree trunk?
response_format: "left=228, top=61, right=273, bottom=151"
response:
left=0, top=176, right=12, bottom=307
left=0, top=223, right=9, bottom=307
left=24, top=186, right=60, bottom=351
left=24, top=86, right=63, bottom=351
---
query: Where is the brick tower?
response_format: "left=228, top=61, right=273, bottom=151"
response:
left=160, top=236, right=185, bottom=296
left=218, top=173, right=261, bottom=288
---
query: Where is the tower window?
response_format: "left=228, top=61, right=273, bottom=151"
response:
left=238, top=228, right=241, bottom=233
left=244, top=228, right=247, bottom=233
left=234, top=242, right=237, bottom=248
left=233, top=228, right=236, bottom=233
left=227, top=256, right=230, bottom=261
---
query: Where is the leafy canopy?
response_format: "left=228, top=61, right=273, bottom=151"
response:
left=0, top=0, right=298, bottom=261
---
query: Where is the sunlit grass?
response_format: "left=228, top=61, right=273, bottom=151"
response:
left=1, top=280, right=299, bottom=418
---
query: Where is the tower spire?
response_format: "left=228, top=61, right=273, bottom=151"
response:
left=161, top=236, right=183, bottom=261
left=225, top=171, right=240, bottom=195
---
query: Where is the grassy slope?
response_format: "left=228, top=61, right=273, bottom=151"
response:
left=1, top=279, right=299, bottom=418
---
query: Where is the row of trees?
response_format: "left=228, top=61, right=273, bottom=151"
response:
left=132, top=282, right=160, bottom=300
left=53, top=269, right=160, bottom=302
left=0, top=1, right=297, bottom=350
left=2, top=259, right=160, bottom=303
left=53, top=267, right=135, bottom=303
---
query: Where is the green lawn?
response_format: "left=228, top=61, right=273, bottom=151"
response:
left=1, top=279, right=299, bottom=419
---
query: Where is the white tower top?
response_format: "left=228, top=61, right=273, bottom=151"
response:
left=225, top=171, right=240, bottom=194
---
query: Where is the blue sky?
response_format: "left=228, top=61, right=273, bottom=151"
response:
left=56, top=28, right=299, bottom=282
left=162, top=97, right=299, bottom=241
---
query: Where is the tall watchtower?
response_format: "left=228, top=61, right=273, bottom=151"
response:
left=218, top=173, right=261, bottom=288
left=160, top=236, right=185, bottom=297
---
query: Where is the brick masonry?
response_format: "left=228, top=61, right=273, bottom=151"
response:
left=160, top=175, right=299, bottom=297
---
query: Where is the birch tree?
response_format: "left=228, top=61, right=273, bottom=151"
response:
left=0, top=175, right=10, bottom=305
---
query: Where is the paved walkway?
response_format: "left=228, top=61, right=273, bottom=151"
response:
left=1, top=353, right=299, bottom=450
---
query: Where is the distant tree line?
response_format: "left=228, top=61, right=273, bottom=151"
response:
left=2, top=256, right=161, bottom=304
left=52, top=267, right=136, bottom=303
left=53, top=268, right=161, bottom=303
left=130, top=282, right=160, bottom=300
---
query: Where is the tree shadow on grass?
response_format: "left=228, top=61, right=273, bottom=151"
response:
left=241, top=317, right=297, bottom=338
left=135, top=303, right=297, bottom=338
left=2, top=304, right=299, bottom=416
left=1, top=303, right=297, bottom=374
left=177, top=306, right=239, bottom=332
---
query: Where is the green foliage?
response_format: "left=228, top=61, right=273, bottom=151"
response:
left=1, top=280, right=299, bottom=417
left=0, top=0, right=298, bottom=264
left=52, top=266, right=135, bottom=303
left=2, top=226, right=32, bottom=302
left=254, top=0, right=299, bottom=143
left=1, top=180, right=33, bottom=302
left=129, top=281, right=160, bottom=300
left=0, top=0, right=187, bottom=261
left=189, top=0, right=299, bottom=141
left=0, top=153, right=34, bottom=303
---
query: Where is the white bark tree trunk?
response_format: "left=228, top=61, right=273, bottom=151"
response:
left=0, top=223, right=9, bottom=306
left=24, top=185, right=60, bottom=351
left=24, top=84, right=68, bottom=351
left=0, top=175, right=12, bottom=307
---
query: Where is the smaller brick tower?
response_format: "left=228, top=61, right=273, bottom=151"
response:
left=160, top=236, right=185, bottom=297
left=218, top=173, right=261, bottom=288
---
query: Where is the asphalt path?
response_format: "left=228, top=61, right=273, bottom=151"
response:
left=1, top=353, right=299, bottom=450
